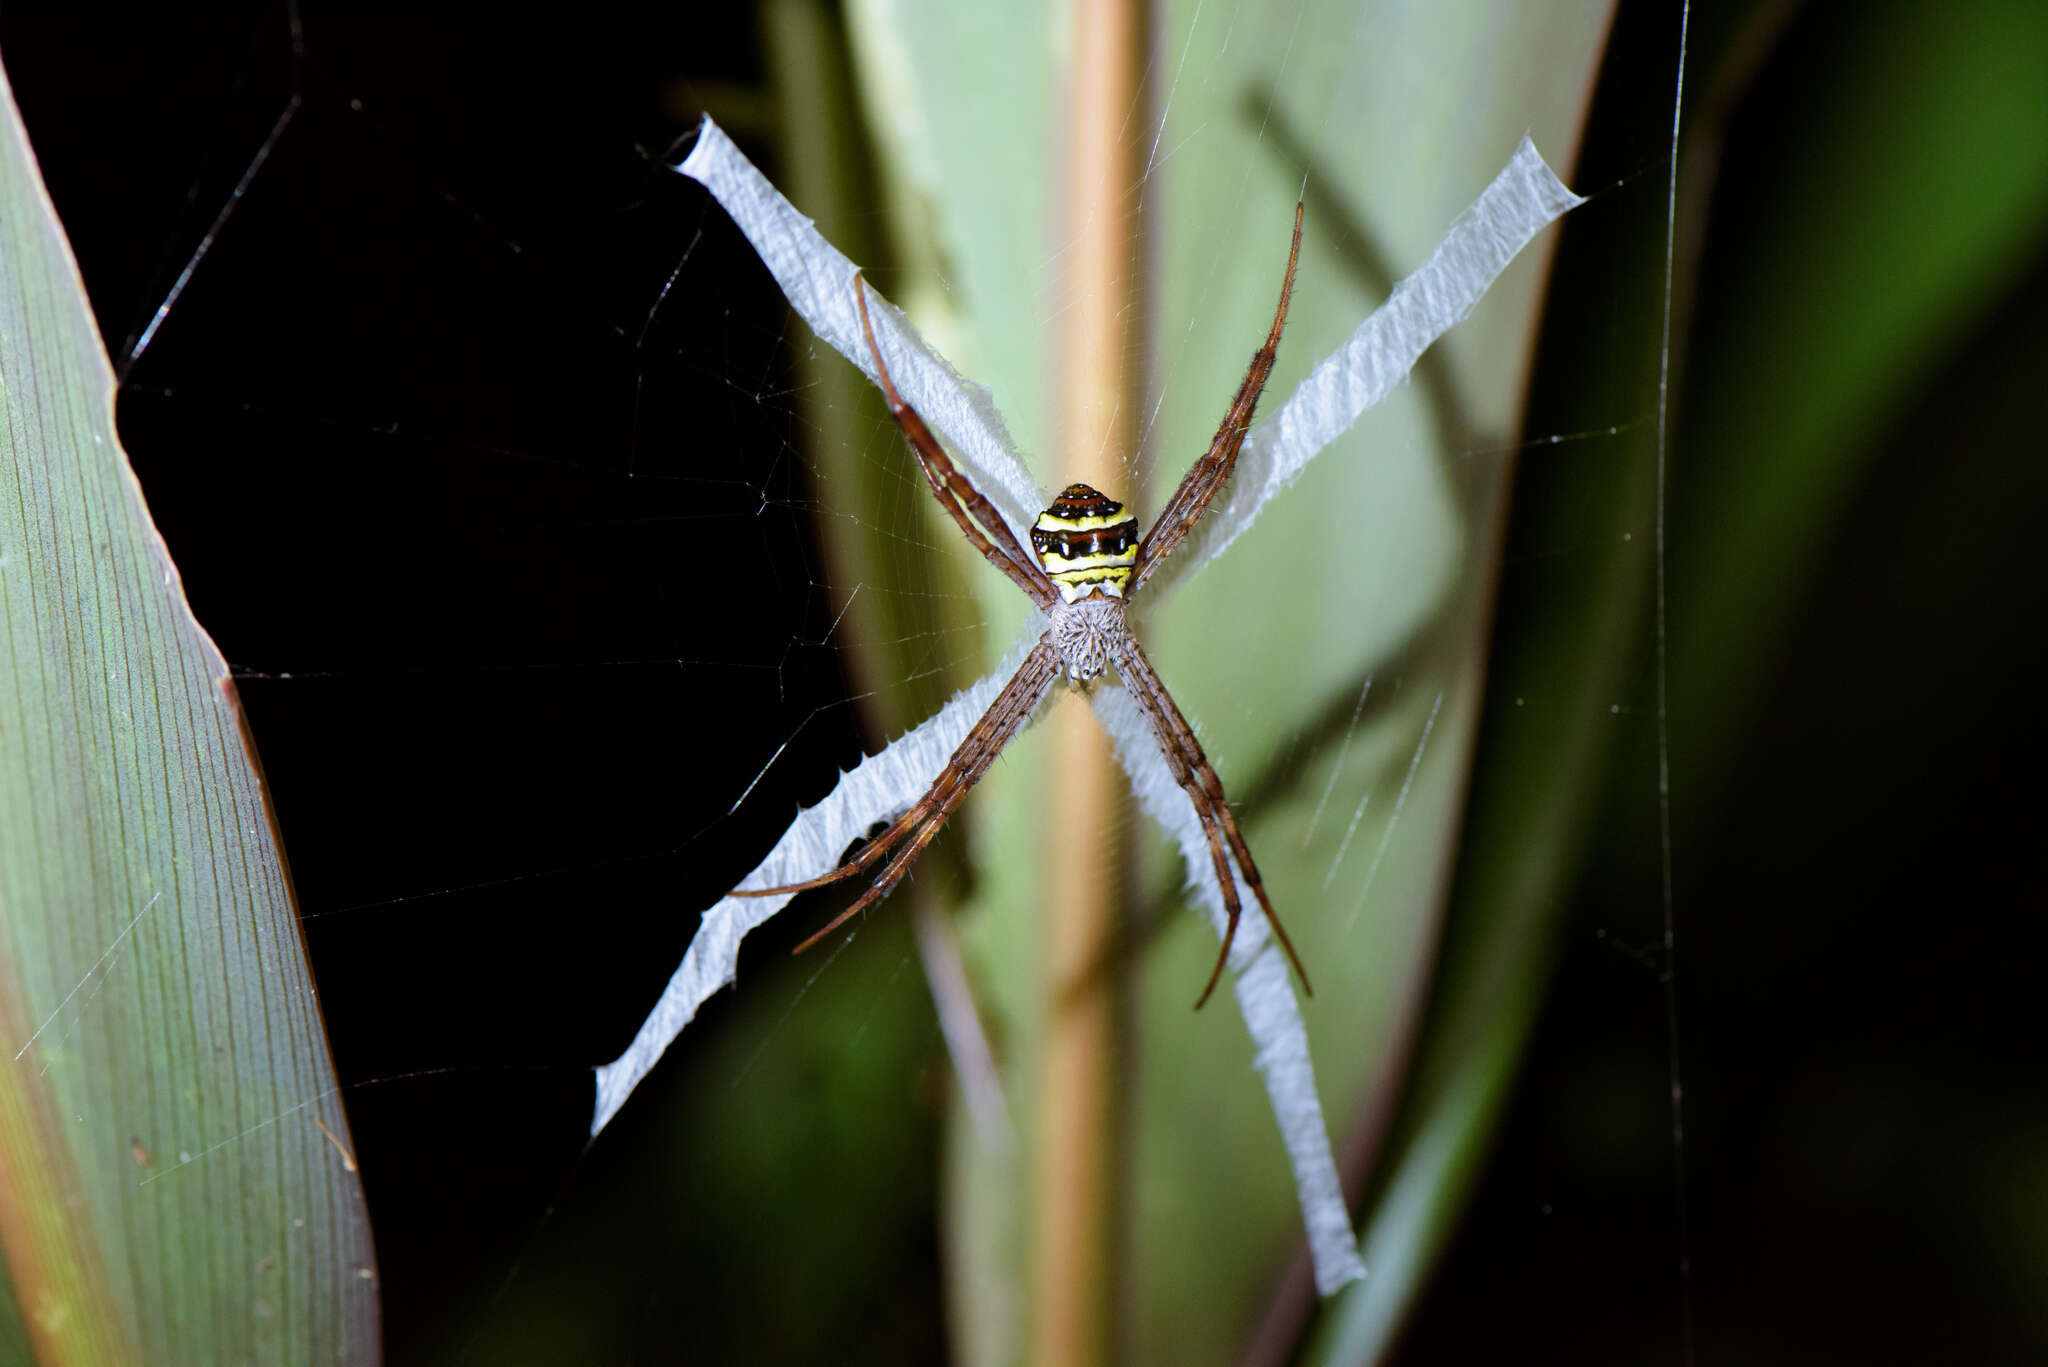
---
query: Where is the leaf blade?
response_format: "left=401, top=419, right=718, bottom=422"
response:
left=0, top=58, right=377, bottom=1365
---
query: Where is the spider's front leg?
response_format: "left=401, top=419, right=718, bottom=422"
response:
left=852, top=277, right=1058, bottom=610
left=1128, top=201, right=1303, bottom=595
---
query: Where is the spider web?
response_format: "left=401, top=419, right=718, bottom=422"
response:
left=2, top=6, right=1718, bottom=1365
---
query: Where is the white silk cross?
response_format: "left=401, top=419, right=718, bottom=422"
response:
left=594, top=115, right=1582, bottom=1297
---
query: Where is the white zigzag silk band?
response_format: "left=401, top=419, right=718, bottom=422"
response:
left=593, top=114, right=1582, bottom=1298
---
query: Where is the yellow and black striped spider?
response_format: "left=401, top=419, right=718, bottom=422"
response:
left=738, top=205, right=1310, bottom=1010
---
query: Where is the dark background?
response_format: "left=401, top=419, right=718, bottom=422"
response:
left=5, top=4, right=2044, bottom=1363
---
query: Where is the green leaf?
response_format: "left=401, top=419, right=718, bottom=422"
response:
left=811, top=1, right=1611, bottom=1361
left=1118, top=9, right=1607, bottom=1357
left=0, top=61, right=377, bottom=1365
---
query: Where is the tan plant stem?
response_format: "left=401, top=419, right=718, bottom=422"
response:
left=1032, top=0, right=1143, bottom=1363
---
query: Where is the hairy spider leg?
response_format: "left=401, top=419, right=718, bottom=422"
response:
left=731, top=688, right=1003, bottom=898
left=783, top=637, right=1062, bottom=954
left=1114, top=633, right=1313, bottom=1007
left=731, top=633, right=1058, bottom=899
left=852, top=277, right=1058, bottom=609
left=1129, top=201, right=1303, bottom=596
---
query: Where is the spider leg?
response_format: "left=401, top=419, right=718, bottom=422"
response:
left=729, top=786, right=944, bottom=898
left=1116, top=650, right=1252, bottom=1008
left=1129, top=202, right=1303, bottom=597
left=1188, top=784, right=1251, bottom=1010
left=738, top=634, right=1062, bottom=951
left=732, top=673, right=1013, bottom=899
left=1113, top=634, right=1314, bottom=1007
left=789, top=765, right=977, bottom=954
left=853, top=279, right=1059, bottom=610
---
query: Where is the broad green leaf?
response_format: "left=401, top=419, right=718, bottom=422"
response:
left=1121, top=9, right=1605, bottom=1359
left=0, top=60, right=376, bottom=1365
left=803, top=1, right=1611, bottom=1361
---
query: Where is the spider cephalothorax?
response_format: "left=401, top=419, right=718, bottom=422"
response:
left=737, top=204, right=1310, bottom=1008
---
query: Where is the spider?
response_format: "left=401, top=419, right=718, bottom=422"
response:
left=738, top=204, right=1311, bottom=1010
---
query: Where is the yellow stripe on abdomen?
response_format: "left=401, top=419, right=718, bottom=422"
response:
left=1032, top=483, right=1139, bottom=603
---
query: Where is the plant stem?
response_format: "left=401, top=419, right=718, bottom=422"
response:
left=1032, top=0, right=1142, bottom=1363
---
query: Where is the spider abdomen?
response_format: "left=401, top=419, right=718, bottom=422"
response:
left=1031, top=483, right=1139, bottom=604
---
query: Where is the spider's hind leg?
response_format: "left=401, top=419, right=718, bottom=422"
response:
left=1113, top=634, right=1314, bottom=1007
left=788, top=800, right=957, bottom=954
left=1192, top=807, right=1248, bottom=1010
left=731, top=794, right=943, bottom=900
left=731, top=634, right=1065, bottom=954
